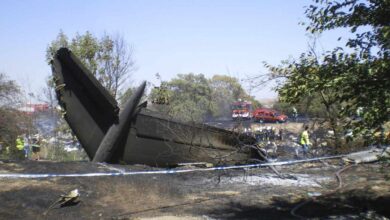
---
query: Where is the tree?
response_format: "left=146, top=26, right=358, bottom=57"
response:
left=163, top=73, right=215, bottom=122
left=304, top=0, right=390, bottom=134
left=0, top=73, right=24, bottom=158
left=47, top=31, right=136, bottom=100
left=266, top=55, right=346, bottom=147
left=209, top=75, right=260, bottom=117
left=263, top=0, right=390, bottom=146
left=0, top=73, right=20, bottom=107
left=150, top=73, right=260, bottom=122
left=289, top=93, right=336, bottom=119
left=97, top=34, right=136, bottom=99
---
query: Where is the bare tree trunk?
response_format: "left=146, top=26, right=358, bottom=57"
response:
left=320, top=90, right=342, bottom=148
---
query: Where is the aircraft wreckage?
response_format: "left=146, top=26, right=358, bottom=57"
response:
left=51, top=48, right=260, bottom=167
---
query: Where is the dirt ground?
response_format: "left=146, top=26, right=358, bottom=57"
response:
left=0, top=159, right=389, bottom=220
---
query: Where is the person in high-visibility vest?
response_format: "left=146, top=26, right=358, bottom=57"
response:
left=16, top=136, right=24, bottom=151
left=300, top=125, right=311, bottom=157
left=15, top=136, right=25, bottom=159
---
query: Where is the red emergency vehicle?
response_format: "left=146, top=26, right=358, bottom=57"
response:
left=252, top=108, right=288, bottom=123
left=231, top=101, right=253, bottom=120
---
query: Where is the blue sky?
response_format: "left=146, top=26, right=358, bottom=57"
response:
left=0, top=0, right=351, bottom=100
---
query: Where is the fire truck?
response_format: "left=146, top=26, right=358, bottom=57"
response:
left=231, top=101, right=288, bottom=122
left=231, top=100, right=253, bottom=120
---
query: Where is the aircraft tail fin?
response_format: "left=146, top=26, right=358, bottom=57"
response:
left=51, top=48, right=119, bottom=159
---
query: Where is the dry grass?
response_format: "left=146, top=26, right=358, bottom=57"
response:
left=94, top=177, right=185, bottom=214
left=1, top=158, right=390, bottom=219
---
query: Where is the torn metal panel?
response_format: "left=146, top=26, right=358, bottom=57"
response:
left=51, top=48, right=258, bottom=167
left=123, top=112, right=255, bottom=166
left=93, top=81, right=147, bottom=163
left=51, top=49, right=119, bottom=159
left=343, top=147, right=390, bottom=164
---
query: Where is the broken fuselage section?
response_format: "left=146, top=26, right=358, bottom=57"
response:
left=51, top=48, right=259, bottom=167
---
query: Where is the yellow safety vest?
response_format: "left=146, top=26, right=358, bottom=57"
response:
left=16, top=138, right=24, bottom=151
left=300, top=131, right=310, bottom=145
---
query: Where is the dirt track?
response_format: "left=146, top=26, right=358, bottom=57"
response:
left=0, top=160, right=389, bottom=219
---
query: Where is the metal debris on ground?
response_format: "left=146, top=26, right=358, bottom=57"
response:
left=343, top=147, right=390, bottom=164
left=43, top=189, right=80, bottom=215
left=307, top=192, right=322, bottom=197
left=177, top=162, right=214, bottom=168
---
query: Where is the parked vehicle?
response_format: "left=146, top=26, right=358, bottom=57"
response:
left=252, top=108, right=288, bottom=123
left=231, top=101, right=288, bottom=123
left=231, top=101, right=253, bottom=120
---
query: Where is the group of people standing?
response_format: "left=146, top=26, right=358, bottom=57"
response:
left=253, top=126, right=283, bottom=142
left=241, top=123, right=312, bottom=158
left=15, top=134, right=41, bottom=160
left=240, top=126, right=283, bottom=142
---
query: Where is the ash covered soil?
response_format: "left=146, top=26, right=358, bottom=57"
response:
left=0, top=160, right=389, bottom=220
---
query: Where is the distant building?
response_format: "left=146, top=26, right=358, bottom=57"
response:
left=18, top=103, right=49, bottom=115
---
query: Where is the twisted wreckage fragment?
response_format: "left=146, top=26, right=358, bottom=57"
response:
left=51, top=48, right=259, bottom=167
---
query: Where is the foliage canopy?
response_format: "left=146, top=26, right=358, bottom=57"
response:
left=267, top=0, right=390, bottom=141
left=47, top=31, right=136, bottom=100
left=0, top=73, right=24, bottom=157
left=151, top=73, right=258, bottom=122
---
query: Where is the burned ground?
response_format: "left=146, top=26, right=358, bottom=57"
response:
left=0, top=160, right=389, bottom=219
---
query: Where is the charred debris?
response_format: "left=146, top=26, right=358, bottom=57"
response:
left=51, top=48, right=261, bottom=167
